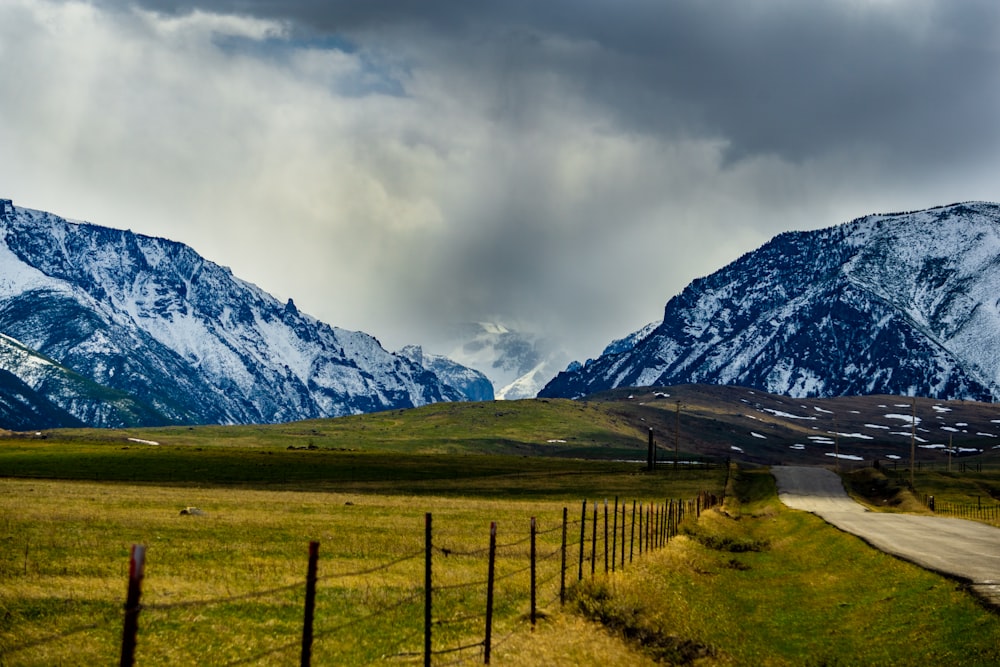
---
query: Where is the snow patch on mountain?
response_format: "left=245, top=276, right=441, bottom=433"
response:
left=0, top=198, right=465, bottom=428
left=541, top=202, right=1000, bottom=402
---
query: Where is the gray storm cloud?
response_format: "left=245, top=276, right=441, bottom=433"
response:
left=3, top=0, right=1000, bottom=364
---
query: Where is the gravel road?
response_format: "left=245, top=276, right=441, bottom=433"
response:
left=772, top=465, right=1000, bottom=608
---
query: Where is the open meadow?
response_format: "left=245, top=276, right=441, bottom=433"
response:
left=3, top=399, right=1000, bottom=665
left=0, top=425, right=725, bottom=666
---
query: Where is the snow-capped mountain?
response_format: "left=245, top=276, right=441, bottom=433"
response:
left=0, top=198, right=468, bottom=428
left=397, top=345, right=494, bottom=401
left=541, top=202, right=1000, bottom=402
left=436, top=322, right=569, bottom=400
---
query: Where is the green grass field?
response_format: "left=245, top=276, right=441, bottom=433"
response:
left=0, top=469, right=723, bottom=666
left=3, top=400, right=1000, bottom=665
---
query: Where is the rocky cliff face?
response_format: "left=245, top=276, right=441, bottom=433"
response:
left=0, top=199, right=466, bottom=428
left=398, top=345, right=495, bottom=401
left=541, top=202, right=1000, bottom=401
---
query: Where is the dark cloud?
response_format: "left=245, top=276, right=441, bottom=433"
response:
left=6, top=0, right=1000, bottom=366
left=114, top=0, right=1000, bottom=168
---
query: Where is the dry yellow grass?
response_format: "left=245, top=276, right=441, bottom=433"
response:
left=1, top=478, right=681, bottom=666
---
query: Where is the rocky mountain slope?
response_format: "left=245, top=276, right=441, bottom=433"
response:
left=541, top=202, right=1000, bottom=402
left=0, top=199, right=467, bottom=428
left=398, top=345, right=494, bottom=401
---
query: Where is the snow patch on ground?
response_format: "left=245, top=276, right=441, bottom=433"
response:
left=891, top=432, right=927, bottom=442
left=761, top=408, right=816, bottom=420
left=885, top=413, right=921, bottom=425
left=825, top=452, right=864, bottom=461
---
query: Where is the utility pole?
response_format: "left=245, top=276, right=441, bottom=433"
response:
left=833, top=417, right=840, bottom=471
left=674, top=400, right=681, bottom=468
left=647, top=427, right=655, bottom=472
left=909, top=396, right=916, bottom=489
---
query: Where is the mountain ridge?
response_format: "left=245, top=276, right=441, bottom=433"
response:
left=541, top=202, right=1000, bottom=402
left=0, top=199, right=469, bottom=428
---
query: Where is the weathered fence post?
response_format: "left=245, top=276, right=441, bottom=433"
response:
left=603, top=500, right=609, bottom=574
left=611, top=497, right=618, bottom=573
left=630, top=501, right=636, bottom=563
left=301, top=541, right=320, bottom=667
left=484, top=521, right=497, bottom=664
left=120, top=544, right=146, bottom=667
left=637, top=502, right=643, bottom=556
left=578, top=500, right=586, bottom=581
left=560, top=507, right=568, bottom=606
left=424, top=513, right=432, bottom=667
left=620, top=502, right=626, bottom=569
left=653, top=504, right=660, bottom=550
left=591, top=504, right=598, bottom=577
left=530, top=517, right=537, bottom=628
left=646, top=505, right=653, bottom=551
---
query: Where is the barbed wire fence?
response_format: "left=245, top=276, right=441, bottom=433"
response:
left=6, top=492, right=721, bottom=666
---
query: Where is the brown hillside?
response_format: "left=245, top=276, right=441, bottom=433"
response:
left=586, top=384, right=1000, bottom=467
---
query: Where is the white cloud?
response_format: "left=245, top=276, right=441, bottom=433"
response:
left=2, top=0, right=1000, bottom=370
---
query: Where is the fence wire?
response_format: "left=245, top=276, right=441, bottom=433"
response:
left=73, top=492, right=721, bottom=666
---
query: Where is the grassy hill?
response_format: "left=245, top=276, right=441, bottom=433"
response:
left=5, top=385, right=1000, bottom=487
left=0, top=397, right=723, bottom=495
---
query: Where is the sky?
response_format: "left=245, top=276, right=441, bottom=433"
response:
left=2, top=0, right=1000, bottom=367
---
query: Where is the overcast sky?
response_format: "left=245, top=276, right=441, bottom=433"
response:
left=2, top=1, right=999, bottom=365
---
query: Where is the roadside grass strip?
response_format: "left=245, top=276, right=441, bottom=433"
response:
left=569, top=468, right=1000, bottom=666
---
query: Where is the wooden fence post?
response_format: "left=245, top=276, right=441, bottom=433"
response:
left=654, top=505, right=660, bottom=550
left=301, top=541, right=319, bottom=667
left=611, top=497, right=618, bottom=574
left=424, top=513, right=432, bottom=667
left=530, top=517, right=537, bottom=628
left=578, top=500, right=586, bottom=581
left=119, top=544, right=146, bottom=667
left=591, top=504, right=597, bottom=577
left=603, top=500, right=609, bottom=575
left=630, top=501, right=636, bottom=563
left=637, top=502, right=643, bottom=556
left=484, top=521, right=497, bottom=664
left=560, top=508, right=568, bottom=606
left=646, top=505, right=652, bottom=553
left=620, top=502, right=626, bottom=570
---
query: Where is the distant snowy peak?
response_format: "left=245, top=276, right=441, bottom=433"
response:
left=540, top=202, right=1000, bottom=401
left=436, top=322, right=569, bottom=399
left=0, top=198, right=465, bottom=428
